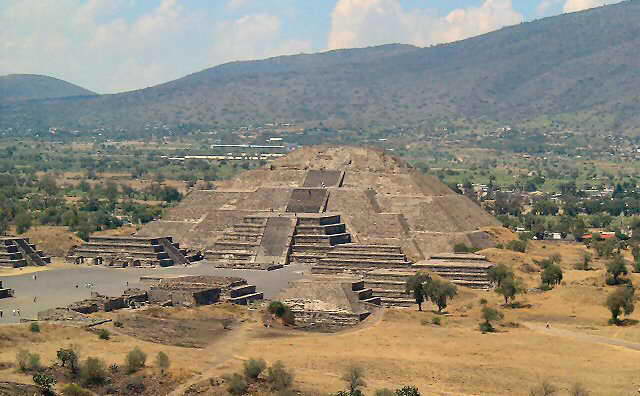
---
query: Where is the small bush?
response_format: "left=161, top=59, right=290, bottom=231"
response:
left=113, top=321, right=124, bottom=328
left=29, top=322, right=40, bottom=333
left=529, top=380, right=558, bottom=396
left=569, top=383, right=590, bottom=396
left=431, top=317, right=441, bottom=326
left=396, top=385, right=421, bottom=396
left=98, top=329, right=110, bottom=340
left=33, top=373, right=56, bottom=395
left=126, top=376, right=146, bottom=394
left=80, top=357, right=108, bottom=386
left=479, top=322, right=494, bottom=333
left=375, top=389, right=395, bottom=396
left=155, top=352, right=170, bottom=374
left=57, top=347, right=80, bottom=373
left=266, top=361, right=294, bottom=391
left=61, top=383, right=93, bottom=396
left=479, top=298, right=488, bottom=305
left=420, top=319, right=429, bottom=326
left=224, top=373, right=248, bottom=395
left=109, top=363, right=120, bottom=373
left=126, top=347, right=147, bottom=373
left=495, top=243, right=504, bottom=249
left=243, top=358, right=266, bottom=381
left=506, top=240, right=527, bottom=253
left=16, top=350, right=41, bottom=372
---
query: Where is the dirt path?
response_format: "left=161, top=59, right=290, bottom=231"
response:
left=169, top=320, right=257, bottom=396
left=524, top=322, right=640, bottom=352
left=169, top=307, right=385, bottom=395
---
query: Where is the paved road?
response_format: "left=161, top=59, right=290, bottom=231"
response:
left=0, top=261, right=308, bottom=324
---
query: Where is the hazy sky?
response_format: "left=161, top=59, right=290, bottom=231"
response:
left=0, top=0, right=623, bottom=93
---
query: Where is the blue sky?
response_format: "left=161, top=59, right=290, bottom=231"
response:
left=0, top=0, right=623, bottom=93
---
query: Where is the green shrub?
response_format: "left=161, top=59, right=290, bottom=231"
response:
left=155, top=351, right=170, bottom=374
left=98, top=329, right=110, bottom=340
left=224, top=373, right=248, bottom=395
left=33, top=373, right=56, bottom=395
left=80, top=357, right=108, bottom=386
left=506, top=240, right=527, bottom=253
left=113, top=321, right=124, bottom=328
left=266, top=361, right=294, bottom=391
left=57, top=347, right=80, bottom=373
left=431, top=317, right=441, bottom=326
left=29, top=322, right=40, bottom=333
left=529, top=380, right=558, bottom=396
left=126, top=347, right=147, bottom=373
left=243, top=358, right=266, bottom=381
left=396, top=385, right=421, bottom=396
left=125, top=376, right=146, bottom=394
left=61, top=383, right=93, bottom=396
left=375, top=389, right=395, bottom=396
left=16, top=349, right=41, bottom=372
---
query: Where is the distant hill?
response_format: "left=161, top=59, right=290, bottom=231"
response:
left=0, top=74, right=96, bottom=104
left=2, top=1, right=640, bottom=134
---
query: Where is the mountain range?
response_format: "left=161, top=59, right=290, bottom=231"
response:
left=2, top=0, right=640, bottom=134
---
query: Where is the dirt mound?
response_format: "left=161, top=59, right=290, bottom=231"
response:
left=19, top=226, right=83, bottom=257
left=481, top=226, right=518, bottom=245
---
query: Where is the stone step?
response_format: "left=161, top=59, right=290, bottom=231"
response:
left=379, top=297, right=415, bottom=307
left=354, top=288, right=373, bottom=300
left=415, top=264, right=492, bottom=274
left=289, top=254, right=323, bottom=264
left=372, top=289, right=409, bottom=299
left=213, top=241, right=260, bottom=251
left=362, top=296, right=382, bottom=306
left=326, top=251, right=407, bottom=261
left=295, top=223, right=346, bottom=235
left=0, top=259, right=27, bottom=268
left=318, top=258, right=412, bottom=268
left=447, top=280, right=492, bottom=289
left=242, top=217, right=268, bottom=225
left=292, top=233, right=351, bottom=246
left=433, top=272, right=491, bottom=281
left=230, top=284, right=257, bottom=298
left=333, top=244, right=403, bottom=254
left=291, top=244, right=332, bottom=253
left=206, top=251, right=255, bottom=262
left=364, top=279, right=406, bottom=291
left=296, top=214, right=342, bottom=226
left=73, top=249, right=168, bottom=260
left=83, top=242, right=161, bottom=250
left=0, top=252, right=22, bottom=259
left=230, top=292, right=264, bottom=305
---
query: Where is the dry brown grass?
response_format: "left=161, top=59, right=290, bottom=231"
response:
left=18, top=226, right=83, bottom=257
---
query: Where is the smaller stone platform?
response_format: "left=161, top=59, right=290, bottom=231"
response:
left=68, top=236, right=190, bottom=267
left=144, top=275, right=264, bottom=306
left=0, top=237, right=51, bottom=267
left=0, top=280, right=15, bottom=299
left=414, top=253, right=495, bottom=289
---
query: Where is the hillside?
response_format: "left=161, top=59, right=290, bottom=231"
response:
left=2, top=1, right=640, bottom=133
left=0, top=74, right=95, bottom=104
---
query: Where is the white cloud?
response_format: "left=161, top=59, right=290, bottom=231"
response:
left=328, top=0, right=523, bottom=50
left=563, top=0, right=623, bottom=13
left=536, top=0, right=563, bottom=16
left=0, top=0, right=311, bottom=93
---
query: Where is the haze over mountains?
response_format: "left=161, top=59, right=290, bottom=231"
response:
left=2, top=1, right=639, bottom=134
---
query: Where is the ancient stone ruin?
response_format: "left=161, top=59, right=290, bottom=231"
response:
left=137, top=146, right=498, bottom=313
left=67, top=236, right=194, bottom=267
left=0, top=280, right=14, bottom=299
left=0, top=237, right=51, bottom=267
left=146, top=275, right=264, bottom=306
left=278, top=277, right=379, bottom=331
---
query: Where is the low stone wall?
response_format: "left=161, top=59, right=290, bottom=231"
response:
left=283, top=298, right=364, bottom=331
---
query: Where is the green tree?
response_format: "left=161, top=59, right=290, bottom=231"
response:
left=15, top=211, right=32, bottom=234
left=606, top=255, right=628, bottom=285
left=155, top=351, right=170, bottom=375
left=57, top=347, right=80, bottom=373
left=606, top=286, right=635, bottom=325
left=425, top=279, right=457, bottom=312
left=223, top=373, right=248, bottom=395
left=488, top=263, right=512, bottom=287
left=405, top=272, right=430, bottom=311
left=541, top=264, right=563, bottom=289
left=480, top=306, right=503, bottom=333
left=495, top=275, right=525, bottom=305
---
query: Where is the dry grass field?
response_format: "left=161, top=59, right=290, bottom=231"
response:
left=2, top=241, right=640, bottom=395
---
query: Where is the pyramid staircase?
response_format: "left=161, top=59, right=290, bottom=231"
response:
left=0, top=237, right=51, bottom=268
left=70, top=236, right=188, bottom=267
